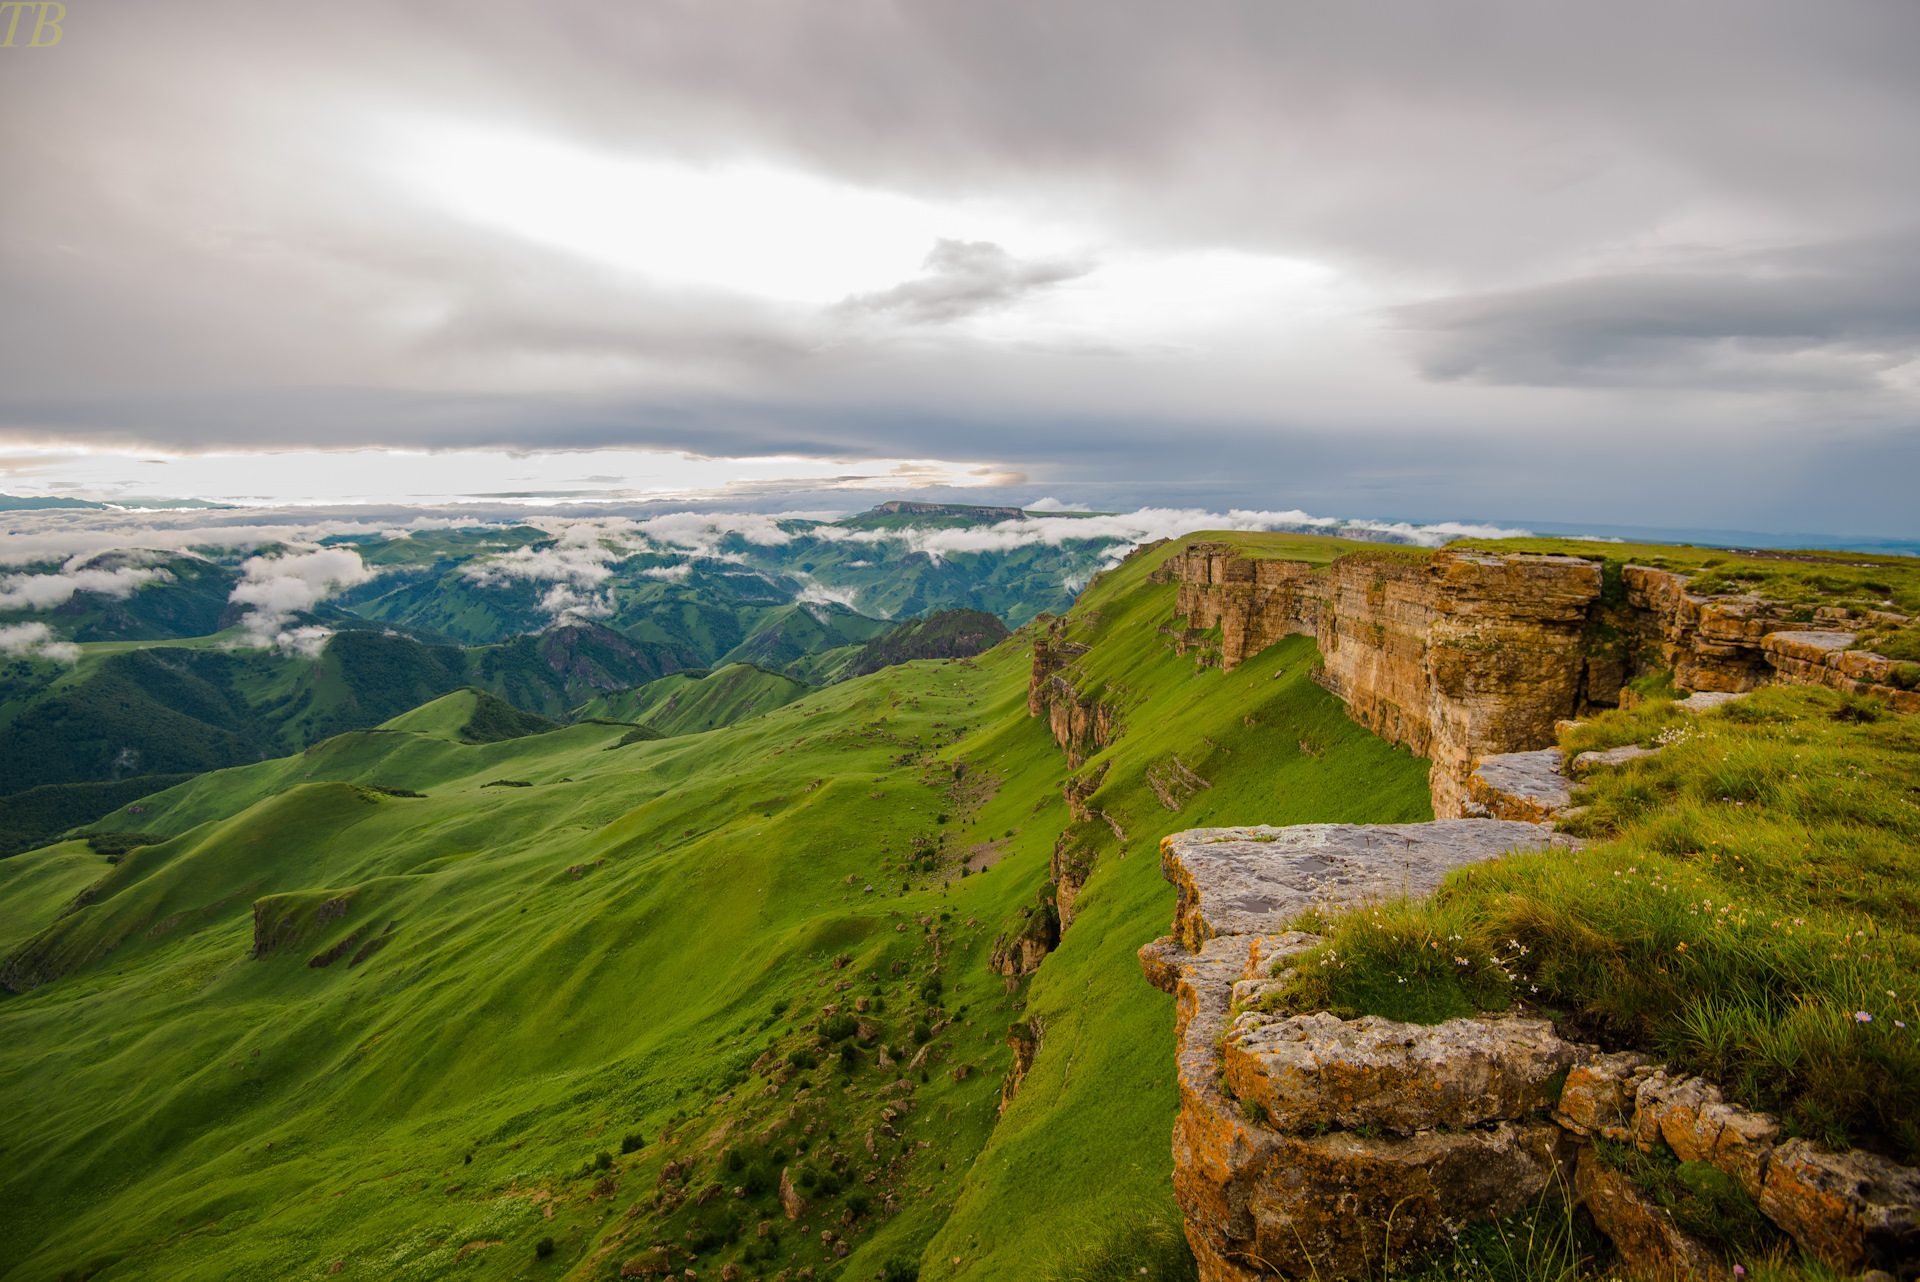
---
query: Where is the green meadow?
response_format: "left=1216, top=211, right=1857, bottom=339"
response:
left=0, top=532, right=1433, bottom=1282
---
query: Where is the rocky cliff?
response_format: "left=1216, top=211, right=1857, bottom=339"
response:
left=1148, top=543, right=1917, bottom=815
left=1154, top=544, right=1604, bottom=815
left=1145, top=821, right=1920, bottom=1280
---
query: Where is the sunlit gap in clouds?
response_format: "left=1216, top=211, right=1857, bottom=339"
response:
left=0, top=446, right=1019, bottom=508
left=379, top=118, right=1368, bottom=345
left=388, top=119, right=1076, bottom=304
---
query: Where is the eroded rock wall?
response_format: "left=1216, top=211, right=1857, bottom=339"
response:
left=1149, top=821, right=1920, bottom=1280
left=1159, top=546, right=1603, bottom=816
left=1156, top=543, right=1917, bottom=814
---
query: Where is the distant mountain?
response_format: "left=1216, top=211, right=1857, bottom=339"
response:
left=0, top=620, right=700, bottom=802
left=0, top=494, right=108, bottom=510
left=847, top=607, right=1012, bottom=677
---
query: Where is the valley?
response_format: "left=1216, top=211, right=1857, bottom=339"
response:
left=2, top=525, right=1916, bottom=1282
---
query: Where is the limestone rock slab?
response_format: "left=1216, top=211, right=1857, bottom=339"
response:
left=1161, top=821, right=1577, bottom=949
left=1185, top=1122, right=1570, bottom=1280
left=1222, top=1011, right=1578, bottom=1135
left=1574, top=1147, right=1728, bottom=1282
left=1571, top=745, right=1661, bottom=773
left=1468, top=749, right=1573, bottom=821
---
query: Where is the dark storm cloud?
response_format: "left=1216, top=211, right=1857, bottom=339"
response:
left=1399, top=230, right=1920, bottom=389
left=0, top=0, right=1917, bottom=533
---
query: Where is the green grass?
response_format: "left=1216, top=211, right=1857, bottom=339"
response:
left=1388, top=1187, right=1613, bottom=1282
left=574, top=661, right=814, bottom=735
left=1272, top=681, right=1920, bottom=1162
left=1450, top=535, right=1920, bottom=617
left=0, top=529, right=1433, bottom=1282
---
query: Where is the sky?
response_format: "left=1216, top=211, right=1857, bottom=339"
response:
left=2, top=1, right=1917, bottom=538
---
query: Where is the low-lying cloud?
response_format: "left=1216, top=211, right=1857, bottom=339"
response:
left=809, top=507, right=1530, bottom=566
left=0, top=621, right=80, bottom=664
left=0, top=555, right=175, bottom=612
left=229, top=548, right=377, bottom=655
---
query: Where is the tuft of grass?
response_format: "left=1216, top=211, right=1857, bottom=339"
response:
left=1389, top=1189, right=1612, bottom=1282
left=1277, top=683, right=1920, bottom=1162
left=1038, top=1206, right=1200, bottom=1282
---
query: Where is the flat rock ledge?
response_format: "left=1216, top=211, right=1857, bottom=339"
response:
left=1160, top=821, right=1576, bottom=950
left=1144, top=820, right=1920, bottom=1281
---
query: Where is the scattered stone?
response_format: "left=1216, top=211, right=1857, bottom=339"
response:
left=778, top=1166, right=807, bottom=1221
left=1571, top=744, right=1660, bottom=772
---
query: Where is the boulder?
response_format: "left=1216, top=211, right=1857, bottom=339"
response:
left=1137, top=935, right=1191, bottom=995
left=620, top=1246, right=674, bottom=1277
left=1222, top=1011, right=1578, bottom=1135
left=778, top=1166, right=808, bottom=1221
left=1757, top=1138, right=1920, bottom=1271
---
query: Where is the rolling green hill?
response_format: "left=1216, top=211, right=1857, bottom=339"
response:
left=572, top=663, right=815, bottom=737
left=0, top=623, right=700, bottom=799
left=0, top=530, right=1432, bottom=1282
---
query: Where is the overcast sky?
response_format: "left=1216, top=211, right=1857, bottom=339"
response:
left=2, top=1, right=1917, bottom=536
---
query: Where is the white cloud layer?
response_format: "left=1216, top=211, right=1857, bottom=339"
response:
left=0, top=621, right=80, bottom=664
left=0, top=556, right=175, bottom=611
left=810, top=508, right=1531, bottom=566
left=229, top=547, right=378, bottom=655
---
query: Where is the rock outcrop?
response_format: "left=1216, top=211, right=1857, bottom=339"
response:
left=1149, top=542, right=1919, bottom=814
left=1149, top=820, right=1583, bottom=1280
left=1155, top=545, right=1605, bottom=815
left=1160, top=821, right=1576, bottom=949
left=1149, top=818, right=1920, bottom=1279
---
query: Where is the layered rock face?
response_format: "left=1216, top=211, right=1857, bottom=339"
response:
left=1147, top=821, right=1920, bottom=1280
left=1154, top=543, right=1919, bottom=814
left=1157, top=545, right=1603, bottom=815
left=1146, top=821, right=1580, bottom=1279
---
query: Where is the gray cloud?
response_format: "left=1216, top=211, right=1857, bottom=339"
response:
left=834, top=240, right=1090, bottom=325
left=1398, top=231, right=1920, bottom=389
left=0, top=0, right=1917, bottom=535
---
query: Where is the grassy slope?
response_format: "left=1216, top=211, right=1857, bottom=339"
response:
left=0, top=530, right=1431, bottom=1282
left=1283, top=681, right=1920, bottom=1165
left=922, top=534, right=1433, bottom=1282
left=573, top=664, right=815, bottom=737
